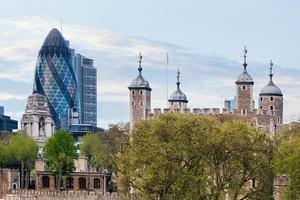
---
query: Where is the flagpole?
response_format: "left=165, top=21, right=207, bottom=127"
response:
left=166, top=53, right=169, bottom=107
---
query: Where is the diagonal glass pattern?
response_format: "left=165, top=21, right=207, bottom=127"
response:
left=33, top=28, right=78, bottom=130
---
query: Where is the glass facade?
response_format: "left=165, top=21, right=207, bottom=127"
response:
left=0, top=106, right=18, bottom=132
left=33, top=28, right=79, bottom=130
left=74, top=54, right=97, bottom=126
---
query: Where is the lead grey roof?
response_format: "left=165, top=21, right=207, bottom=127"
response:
left=260, top=62, right=282, bottom=96
left=129, top=74, right=150, bottom=89
left=236, top=71, right=254, bottom=84
left=260, top=81, right=282, bottom=96
left=168, top=70, right=188, bottom=103
left=128, top=56, right=151, bottom=90
left=169, top=88, right=188, bottom=102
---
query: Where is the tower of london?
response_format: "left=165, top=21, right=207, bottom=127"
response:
left=129, top=48, right=284, bottom=135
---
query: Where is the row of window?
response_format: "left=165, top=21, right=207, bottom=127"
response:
left=42, top=176, right=101, bottom=189
left=132, top=91, right=143, bottom=95
left=261, top=96, right=274, bottom=102
left=132, top=101, right=143, bottom=106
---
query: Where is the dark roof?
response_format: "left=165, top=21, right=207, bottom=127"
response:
left=39, top=28, right=69, bottom=55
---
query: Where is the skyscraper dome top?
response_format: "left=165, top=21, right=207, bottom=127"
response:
left=39, top=28, right=69, bottom=55
left=260, top=61, right=283, bottom=96
left=128, top=53, right=151, bottom=91
left=236, top=47, right=254, bottom=84
left=169, top=69, right=188, bottom=103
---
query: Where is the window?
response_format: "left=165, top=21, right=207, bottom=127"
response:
left=94, top=178, right=100, bottom=189
left=278, top=117, right=280, bottom=123
left=242, top=109, right=246, bottom=116
left=260, top=97, right=263, bottom=102
left=132, top=91, right=135, bottom=95
left=242, top=85, right=246, bottom=90
left=79, top=177, right=86, bottom=190
left=66, top=177, right=74, bottom=189
left=132, top=102, right=135, bottom=106
left=260, top=106, right=263, bottom=110
left=140, top=101, right=143, bottom=106
left=140, top=91, right=143, bottom=95
left=270, top=106, right=274, bottom=111
left=270, top=97, right=274, bottom=101
left=42, top=176, right=50, bottom=188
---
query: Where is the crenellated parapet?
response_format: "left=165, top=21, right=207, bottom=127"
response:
left=147, top=107, right=225, bottom=119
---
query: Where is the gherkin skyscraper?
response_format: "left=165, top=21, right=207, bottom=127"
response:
left=33, top=28, right=79, bottom=130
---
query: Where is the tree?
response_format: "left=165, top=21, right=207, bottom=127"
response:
left=9, top=134, right=38, bottom=189
left=117, top=113, right=273, bottom=200
left=80, top=133, right=108, bottom=191
left=274, top=134, right=300, bottom=199
left=44, top=130, right=78, bottom=191
left=0, top=140, right=11, bottom=167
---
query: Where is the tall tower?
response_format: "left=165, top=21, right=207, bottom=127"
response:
left=168, top=69, right=188, bottom=111
left=128, top=53, right=151, bottom=130
left=235, top=47, right=254, bottom=116
left=258, top=61, right=283, bottom=134
left=74, top=54, right=97, bottom=126
left=33, top=28, right=79, bottom=130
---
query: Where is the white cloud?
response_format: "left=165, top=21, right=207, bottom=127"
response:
left=0, top=17, right=300, bottom=127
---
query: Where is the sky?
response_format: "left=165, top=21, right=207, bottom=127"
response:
left=1, top=0, right=300, bottom=128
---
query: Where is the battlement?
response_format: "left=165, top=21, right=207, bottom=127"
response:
left=147, top=107, right=226, bottom=118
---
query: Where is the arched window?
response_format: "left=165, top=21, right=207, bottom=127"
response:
left=260, top=97, right=263, bottom=102
left=94, top=178, right=100, bottom=189
left=140, top=91, right=143, bottom=95
left=79, top=177, right=86, bottom=190
left=277, top=117, right=280, bottom=123
left=140, top=101, right=143, bottom=106
left=242, top=85, right=246, bottom=90
left=270, top=106, right=274, bottom=111
left=66, top=177, right=74, bottom=189
left=42, top=176, right=50, bottom=188
left=132, top=91, right=135, bottom=95
left=270, top=97, right=274, bottom=101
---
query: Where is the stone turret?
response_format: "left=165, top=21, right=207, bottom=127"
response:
left=235, top=47, right=254, bottom=116
left=128, top=53, right=151, bottom=130
left=168, top=69, right=188, bottom=111
left=257, top=61, right=283, bottom=135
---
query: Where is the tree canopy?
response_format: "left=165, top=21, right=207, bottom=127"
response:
left=274, top=132, right=300, bottom=199
left=117, top=113, right=274, bottom=200
left=44, top=129, right=78, bottom=190
left=9, top=134, right=38, bottom=188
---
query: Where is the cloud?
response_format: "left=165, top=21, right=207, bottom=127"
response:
left=0, top=17, right=300, bottom=128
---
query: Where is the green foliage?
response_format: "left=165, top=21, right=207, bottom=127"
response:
left=9, top=134, right=38, bottom=164
left=80, top=133, right=109, bottom=170
left=9, top=133, right=38, bottom=188
left=117, top=114, right=274, bottom=200
left=0, top=140, right=11, bottom=167
left=274, top=133, right=300, bottom=199
left=97, top=124, right=129, bottom=172
left=44, top=129, right=77, bottom=190
left=44, top=129, right=78, bottom=173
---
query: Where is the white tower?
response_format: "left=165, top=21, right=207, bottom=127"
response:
left=128, top=53, right=151, bottom=130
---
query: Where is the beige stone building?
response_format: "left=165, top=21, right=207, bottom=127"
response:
left=128, top=50, right=286, bottom=199
left=129, top=50, right=284, bottom=136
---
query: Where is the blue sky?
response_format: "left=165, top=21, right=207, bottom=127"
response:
left=1, top=0, right=300, bottom=128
